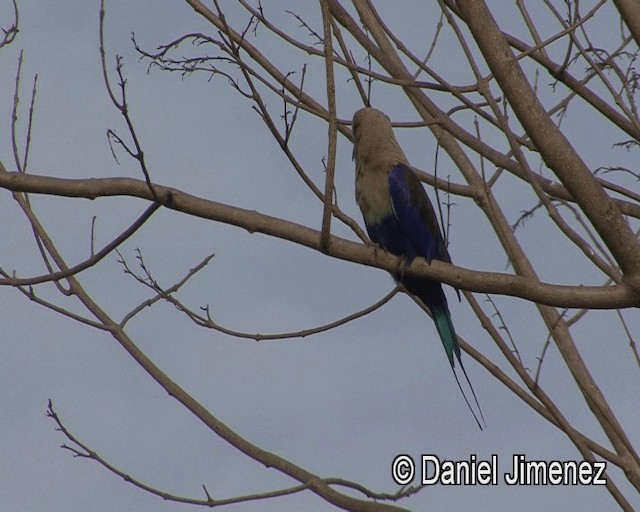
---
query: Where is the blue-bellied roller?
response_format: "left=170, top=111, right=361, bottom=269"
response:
left=352, top=107, right=484, bottom=429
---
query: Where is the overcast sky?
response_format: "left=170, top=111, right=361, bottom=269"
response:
left=1, top=2, right=638, bottom=511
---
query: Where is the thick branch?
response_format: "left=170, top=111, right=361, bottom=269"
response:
left=455, top=0, right=640, bottom=286
left=613, top=0, right=640, bottom=49
left=1, top=171, right=636, bottom=309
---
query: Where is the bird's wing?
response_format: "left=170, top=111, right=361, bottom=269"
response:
left=388, top=163, right=448, bottom=262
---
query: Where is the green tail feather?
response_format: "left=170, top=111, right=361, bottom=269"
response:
left=432, top=304, right=460, bottom=368
left=432, top=304, right=486, bottom=430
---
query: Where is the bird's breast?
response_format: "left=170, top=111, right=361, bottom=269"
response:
left=355, top=164, right=394, bottom=225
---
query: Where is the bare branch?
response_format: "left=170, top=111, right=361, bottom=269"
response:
left=46, top=400, right=327, bottom=508
left=0, top=202, right=160, bottom=287
left=320, top=0, right=337, bottom=252
left=0, top=0, right=18, bottom=49
left=1, top=170, right=637, bottom=309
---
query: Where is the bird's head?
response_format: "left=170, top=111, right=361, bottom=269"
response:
left=351, top=107, right=408, bottom=168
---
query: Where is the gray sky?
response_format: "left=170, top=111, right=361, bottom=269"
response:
left=1, top=2, right=638, bottom=511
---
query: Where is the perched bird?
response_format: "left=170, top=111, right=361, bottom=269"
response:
left=352, top=107, right=484, bottom=429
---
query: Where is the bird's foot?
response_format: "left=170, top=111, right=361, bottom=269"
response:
left=394, top=256, right=410, bottom=280
left=365, top=240, right=382, bottom=259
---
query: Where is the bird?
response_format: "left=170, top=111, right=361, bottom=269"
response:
left=352, top=107, right=485, bottom=430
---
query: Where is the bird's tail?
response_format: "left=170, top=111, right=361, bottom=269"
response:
left=431, top=302, right=486, bottom=431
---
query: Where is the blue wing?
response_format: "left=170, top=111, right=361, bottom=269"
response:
left=388, top=163, right=449, bottom=263
left=365, top=214, right=417, bottom=261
